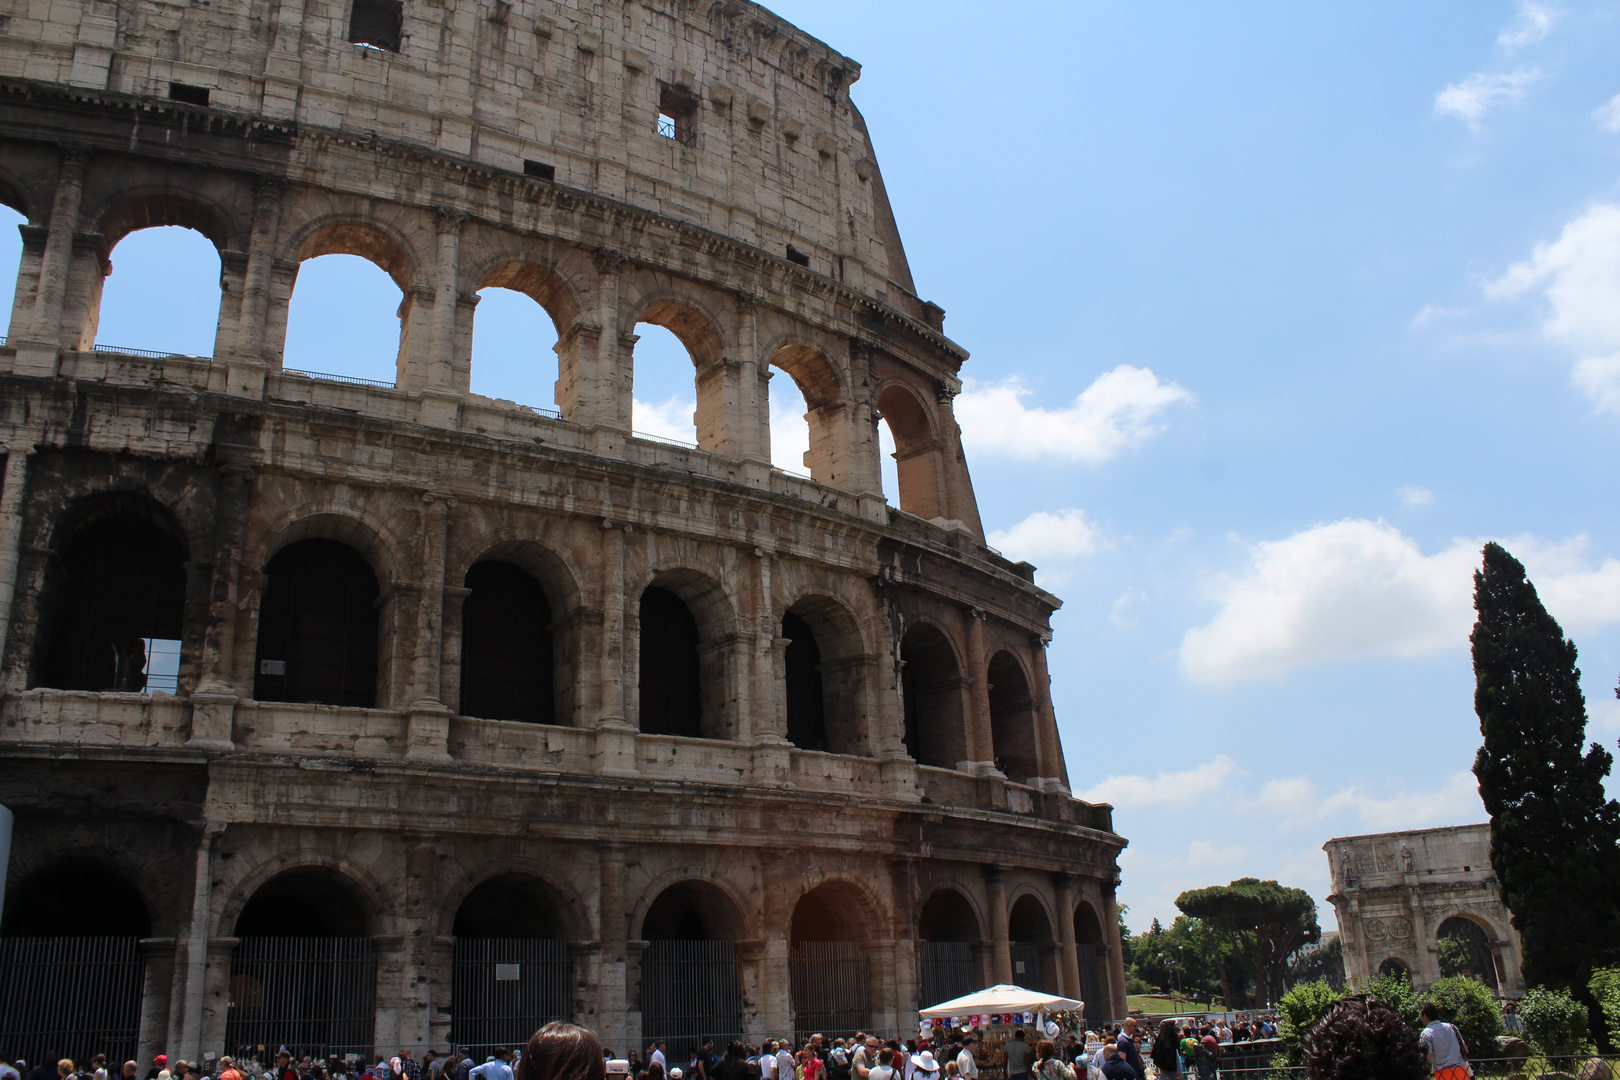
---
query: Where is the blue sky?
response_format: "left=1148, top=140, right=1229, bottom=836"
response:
left=13, top=1, right=1620, bottom=934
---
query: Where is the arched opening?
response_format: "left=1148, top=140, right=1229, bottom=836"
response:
left=782, top=610, right=826, bottom=751
left=900, top=623, right=967, bottom=771
left=1378, top=957, right=1410, bottom=981
left=471, top=262, right=576, bottom=410
left=254, top=539, right=381, bottom=708
left=918, top=888, right=981, bottom=1007
left=94, top=226, right=222, bottom=356
left=789, top=882, right=872, bottom=1038
left=283, top=252, right=407, bottom=386
left=876, top=383, right=943, bottom=520
left=782, top=595, right=869, bottom=757
left=987, top=651, right=1039, bottom=785
left=39, top=507, right=187, bottom=694
left=1437, top=916, right=1499, bottom=990
left=769, top=343, right=845, bottom=486
left=460, top=560, right=554, bottom=724
left=227, top=869, right=375, bottom=1059
left=0, top=201, right=27, bottom=337
left=631, top=321, right=699, bottom=445
left=0, top=858, right=151, bottom=1065
left=769, top=369, right=812, bottom=476
left=1008, top=895, right=1057, bottom=994
left=639, top=882, right=744, bottom=1057
left=451, top=876, right=571, bottom=1057
left=1073, top=902, right=1107, bottom=1020
left=638, top=585, right=702, bottom=738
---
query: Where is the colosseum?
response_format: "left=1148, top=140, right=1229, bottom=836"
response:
left=0, top=0, right=1127, bottom=1066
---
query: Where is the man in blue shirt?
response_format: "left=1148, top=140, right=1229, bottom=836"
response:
left=1114, top=1020, right=1144, bottom=1079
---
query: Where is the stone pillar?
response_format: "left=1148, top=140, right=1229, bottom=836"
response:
left=598, top=844, right=630, bottom=1048
left=1100, top=886, right=1128, bottom=1024
left=225, top=176, right=284, bottom=395
left=985, top=865, right=1012, bottom=985
left=430, top=212, right=464, bottom=389
left=1030, top=636, right=1068, bottom=791
left=190, top=458, right=255, bottom=749
left=406, top=492, right=456, bottom=761
left=595, top=519, right=637, bottom=775
left=961, top=607, right=995, bottom=773
left=397, top=834, right=438, bottom=1050
left=890, top=859, right=919, bottom=1023
left=751, top=545, right=792, bottom=786
left=136, top=938, right=176, bottom=1068
left=759, top=849, right=793, bottom=1035
left=170, top=822, right=224, bottom=1061
left=16, top=145, right=88, bottom=374
left=1053, top=873, right=1081, bottom=998
left=563, top=252, right=628, bottom=432
left=0, top=447, right=33, bottom=672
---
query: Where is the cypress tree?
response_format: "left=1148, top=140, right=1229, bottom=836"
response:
left=1471, top=542, right=1620, bottom=999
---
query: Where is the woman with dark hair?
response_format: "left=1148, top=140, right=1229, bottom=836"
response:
left=1303, top=996, right=1425, bottom=1080
left=1030, top=1041, right=1071, bottom=1080
left=518, top=1023, right=608, bottom=1080
left=1149, top=1022, right=1180, bottom=1078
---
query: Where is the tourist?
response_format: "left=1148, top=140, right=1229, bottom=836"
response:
left=1095, top=1048, right=1133, bottom=1080
left=647, top=1050, right=664, bottom=1076
left=396, top=1052, right=421, bottom=1080
left=1031, top=1041, right=1071, bottom=1080
left=1004, top=1033, right=1029, bottom=1080
left=772, top=1043, right=792, bottom=1080
left=471, top=1050, right=514, bottom=1080
left=952, top=1041, right=975, bottom=1080
left=1192, top=1038, right=1219, bottom=1080
left=1112, top=1021, right=1142, bottom=1080
left=864, top=1053, right=893, bottom=1080
left=903, top=1051, right=935, bottom=1080
left=1419, top=1003, right=1469, bottom=1080
left=145, top=1060, right=167, bottom=1080
left=1148, top=1022, right=1179, bottom=1078
left=517, top=1023, right=606, bottom=1080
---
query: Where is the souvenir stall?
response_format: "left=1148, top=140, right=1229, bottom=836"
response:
left=918, top=986, right=1085, bottom=1080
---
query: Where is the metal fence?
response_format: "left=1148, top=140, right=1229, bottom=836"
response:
left=789, top=942, right=871, bottom=1041
left=0, top=936, right=146, bottom=1066
left=224, top=937, right=375, bottom=1059
left=281, top=368, right=396, bottom=389
left=919, top=941, right=978, bottom=1011
left=450, top=938, right=571, bottom=1057
left=640, top=940, right=744, bottom=1060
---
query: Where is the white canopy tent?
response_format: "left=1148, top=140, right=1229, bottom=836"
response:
left=919, top=983, right=1084, bottom=1019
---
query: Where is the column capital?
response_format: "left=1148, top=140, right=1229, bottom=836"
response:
left=56, top=142, right=92, bottom=174
left=435, top=207, right=468, bottom=234
left=420, top=490, right=459, bottom=509
left=252, top=174, right=285, bottom=203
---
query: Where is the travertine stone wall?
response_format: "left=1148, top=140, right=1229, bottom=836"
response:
left=0, top=0, right=1128, bottom=1060
left=1325, top=825, right=1524, bottom=997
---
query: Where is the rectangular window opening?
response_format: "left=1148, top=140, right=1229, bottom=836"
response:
left=349, top=0, right=403, bottom=52
left=657, top=86, right=698, bottom=147
left=141, top=637, right=183, bottom=695
left=168, top=83, right=211, bottom=106
left=523, top=159, right=556, bottom=180
left=786, top=244, right=811, bottom=268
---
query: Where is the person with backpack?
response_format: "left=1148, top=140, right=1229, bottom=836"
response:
left=1419, top=1004, right=1468, bottom=1080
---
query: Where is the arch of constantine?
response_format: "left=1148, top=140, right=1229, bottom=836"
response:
left=1325, top=825, right=1524, bottom=997
left=0, top=0, right=1128, bottom=1064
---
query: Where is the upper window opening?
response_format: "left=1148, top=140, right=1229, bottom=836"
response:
left=0, top=203, right=27, bottom=338
left=168, top=83, right=210, bottom=106
left=769, top=370, right=811, bottom=477
left=631, top=322, right=698, bottom=446
left=785, top=244, right=811, bottom=268
left=523, top=160, right=556, bottom=180
left=96, top=225, right=222, bottom=358
left=657, top=86, right=697, bottom=147
left=254, top=538, right=380, bottom=708
left=349, top=0, right=403, bottom=51
left=470, top=284, right=560, bottom=411
left=284, top=253, right=403, bottom=387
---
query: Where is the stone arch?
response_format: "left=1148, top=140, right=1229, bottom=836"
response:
left=251, top=503, right=408, bottom=587
left=635, top=871, right=752, bottom=942
left=91, top=188, right=237, bottom=254
left=632, top=563, right=741, bottom=740
left=918, top=884, right=983, bottom=1007
left=987, top=649, right=1039, bottom=784
left=220, top=854, right=388, bottom=939
left=1378, top=956, right=1412, bottom=980
left=628, top=289, right=729, bottom=452
left=290, top=216, right=417, bottom=292
left=919, top=885, right=982, bottom=942
left=473, top=258, right=585, bottom=333
left=636, top=874, right=749, bottom=1050
left=767, top=339, right=850, bottom=486
left=789, top=878, right=881, bottom=1035
left=780, top=590, right=872, bottom=756
left=0, top=853, right=153, bottom=936
left=876, top=379, right=945, bottom=520
left=1436, top=914, right=1500, bottom=990
left=438, top=859, right=588, bottom=941
left=464, top=257, right=588, bottom=406
left=900, top=618, right=968, bottom=771
left=0, top=163, right=36, bottom=220
left=1071, top=898, right=1107, bottom=1013
left=1008, top=890, right=1058, bottom=993
left=31, top=490, right=192, bottom=693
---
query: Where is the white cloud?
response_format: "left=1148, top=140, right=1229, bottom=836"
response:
left=1497, top=2, right=1558, bottom=52
left=1076, top=755, right=1240, bottom=810
left=956, top=365, right=1193, bottom=463
left=1185, top=840, right=1252, bottom=870
left=1179, top=520, right=1620, bottom=685
left=769, top=378, right=811, bottom=477
left=987, top=509, right=1103, bottom=573
left=1400, top=486, right=1434, bottom=507
left=1594, top=92, right=1620, bottom=132
left=632, top=395, right=697, bottom=445
left=1487, top=202, right=1620, bottom=412
left=1434, top=68, right=1541, bottom=131
left=1344, top=771, right=1484, bottom=831
left=1412, top=304, right=1467, bottom=327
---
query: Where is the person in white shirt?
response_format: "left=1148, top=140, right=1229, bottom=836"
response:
left=866, top=1053, right=894, bottom=1080
left=773, top=1045, right=794, bottom=1080
left=954, top=1042, right=977, bottom=1080
left=758, top=1045, right=777, bottom=1080
left=649, top=1048, right=666, bottom=1074
left=469, top=1050, right=513, bottom=1080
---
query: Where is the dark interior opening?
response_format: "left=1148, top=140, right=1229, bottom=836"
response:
left=167, top=83, right=211, bottom=106
left=235, top=870, right=368, bottom=937
left=785, top=245, right=810, bottom=267
left=988, top=650, right=1039, bottom=784
left=782, top=610, right=826, bottom=751
left=453, top=876, right=562, bottom=938
left=638, top=586, right=701, bottom=737
left=254, top=538, right=380, bottom=708
left=1, top=858, right=153, bottom=937
left=918, top=889, right=979, bottom=943
left=900, top=623, right=964, bottom=769
left=642, top=881, right=740, bottom=941
left=349, top=0, right=403, bottom=51
left=460, top=560, right=554, bottom=723
left=523, top=160, right=556, bottom=180
left=41, top=515, right=187, bottom=693
left=790, top=884, right=864, bottom=945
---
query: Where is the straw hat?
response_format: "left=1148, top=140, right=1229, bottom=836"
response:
left=909, top=1054, right=938, bottom=1074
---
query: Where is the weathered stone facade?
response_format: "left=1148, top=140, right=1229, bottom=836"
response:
left=1325, top=825, right=1523, bottom=997
left=0, top=0, right=1128, bottom=1064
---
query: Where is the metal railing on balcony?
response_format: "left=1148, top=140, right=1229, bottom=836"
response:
left=281, top=367, right=396, bottom=389
left=94, top=342, right=206, bottom=360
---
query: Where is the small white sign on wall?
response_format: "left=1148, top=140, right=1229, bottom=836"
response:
left=495, top=963, right=521, bottom=981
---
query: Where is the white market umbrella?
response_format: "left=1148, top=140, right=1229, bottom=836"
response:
left=919, top=983, right=1084, bottom=1019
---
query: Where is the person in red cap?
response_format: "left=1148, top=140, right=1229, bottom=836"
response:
left=146, top=1058, right=169, bottom=1080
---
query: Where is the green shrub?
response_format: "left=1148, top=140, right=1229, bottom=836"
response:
left=1420, top=976, right=1504, bottom=1058
left=1361, top=970, right=1423, bottom=1034
left=1276, top=979, right=1344, bottom=1065
left=1589, top=968, right=1620, bottom=1049
left=1520, top=985, right=1588, bottom=1056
